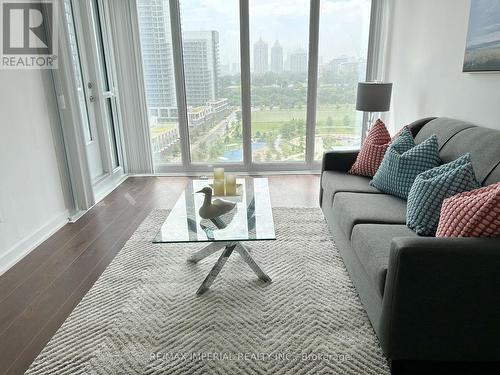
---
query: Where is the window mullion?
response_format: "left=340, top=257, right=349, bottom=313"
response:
left=239, top=0, right=252, bottom=170
left=366, top=0, right=381, bottom=81
left=169, top=0, right=191, bottom=167
left=305, top=0, right=320, bottom=166
left=363, top=0, right=381, bottom=141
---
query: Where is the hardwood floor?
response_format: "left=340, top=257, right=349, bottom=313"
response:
left=0, top=175, right=319, bottom=374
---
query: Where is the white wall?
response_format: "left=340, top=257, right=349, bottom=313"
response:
left=384, top=0, right=500, bottom=132
left=0, top=69, right=69, bottom=274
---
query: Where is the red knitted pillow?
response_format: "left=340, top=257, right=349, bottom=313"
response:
left=436, top=182, right=500, bottom=237
left=349, top=119, right=391, bottom=177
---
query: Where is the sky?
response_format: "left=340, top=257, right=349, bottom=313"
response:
left=180, top=0, right=371, bottom=66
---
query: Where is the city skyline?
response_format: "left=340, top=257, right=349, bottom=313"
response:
left=138, top=0, right=370, bottom=81
left=180, top=0, right=371, bottom=67
left=137, top=0, right=367, bottom=111
left=191, top=31, right=367, bottom=74
left=137, top=0, right=370, bottom=165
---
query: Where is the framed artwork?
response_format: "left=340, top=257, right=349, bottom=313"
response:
left=463, top=0, right=500, bottom=72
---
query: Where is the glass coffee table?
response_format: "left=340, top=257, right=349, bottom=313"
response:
left=153, top=177, right=275, bottom=295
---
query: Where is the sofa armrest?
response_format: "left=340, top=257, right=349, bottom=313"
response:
left=321, top=150, right=359, bottom=173
left=380, top=236, right=500, bottom=361
left=319, top=150, right=359, bottom=206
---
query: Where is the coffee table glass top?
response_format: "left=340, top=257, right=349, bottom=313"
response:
left=153, top=178, right=275, bottom=243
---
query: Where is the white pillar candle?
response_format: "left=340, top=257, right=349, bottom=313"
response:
left=214, top=167, right=224, bottom=182
left=225, top=174, right=237, bottom=196
left=213, top=179, right=225, bottom=196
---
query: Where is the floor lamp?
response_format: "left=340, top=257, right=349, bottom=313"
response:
left=356, top=82, right=392, bottom=141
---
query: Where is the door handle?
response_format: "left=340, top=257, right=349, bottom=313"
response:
left=102, top=91, right=116, bottom=99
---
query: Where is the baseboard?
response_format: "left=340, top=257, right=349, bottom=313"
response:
left=93, top=173, right=129, bottom=205
left=0, top=210, right=69, bottom=275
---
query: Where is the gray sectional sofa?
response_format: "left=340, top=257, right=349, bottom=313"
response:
left=320, top=117, right=500, bottom=369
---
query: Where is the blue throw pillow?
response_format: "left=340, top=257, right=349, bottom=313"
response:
left=370, top=132, right=441, bottom=199
left=406, top=153, right=480, bottom=236
left=391, top=126, right=414, bottom=153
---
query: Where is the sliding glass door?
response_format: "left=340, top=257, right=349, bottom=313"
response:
left=136, top=0, right=373, bottom=172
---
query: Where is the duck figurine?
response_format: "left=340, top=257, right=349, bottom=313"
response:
left=196, top=187, right=237, bottom=219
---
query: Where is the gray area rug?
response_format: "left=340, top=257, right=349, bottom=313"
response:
left=27, top=208, right=390, bottom=374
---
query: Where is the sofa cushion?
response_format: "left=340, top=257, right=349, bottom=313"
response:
left=321, top=171, right=381, bottom=204
left=349, top=119, right=391, bottom=177
left=333, top=192, right=407, bottom=239
left=407, top=154, right=480, bottom=236
left=436, top=182, right=500, bottom=237
left=371, top=133, right=441, bottom=199
left=351, top=224, right=418, bottom=296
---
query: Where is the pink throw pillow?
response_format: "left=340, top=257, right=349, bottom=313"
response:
left=436, top=182, right=500, bottom=237
left=349, top=119, right=391, bottom=177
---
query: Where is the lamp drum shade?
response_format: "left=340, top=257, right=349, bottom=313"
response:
left=356, top=82, right=393, bottom=112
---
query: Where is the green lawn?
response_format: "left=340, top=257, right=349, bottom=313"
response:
left=315, top=127, right=359, bottom=135
left=251, top=122, right=282, bottom=134
left=250, top=104, right=357, bottom=134
left=252, top=109, right=305, bottom=123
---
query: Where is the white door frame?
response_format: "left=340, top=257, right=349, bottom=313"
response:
left=73, top=0, right=125, bottom=200
left=51, top=0, right=94, bottom=217
left=51, top=0, right=127, bottom=218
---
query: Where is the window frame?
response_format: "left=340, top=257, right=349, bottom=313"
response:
left=145, top=0, right=380, bottom=174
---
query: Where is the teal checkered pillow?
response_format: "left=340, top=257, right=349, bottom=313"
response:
left=370, top=132, right=441, bottom=199
left=391, top=126, right=414, bottom=153
left=407, top=153, right=480, bottom=236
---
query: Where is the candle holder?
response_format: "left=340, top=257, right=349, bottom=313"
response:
left=209, top=178, right=242, bottom=201
left=225, top=174, right=237, bottom=196
left=212, top=167, right=225, bottom=196
left=213, top=179, right=225, bottom=196
left=211, top=168, right=242, bottom=199
left=213, top=167, right=224, bottom=181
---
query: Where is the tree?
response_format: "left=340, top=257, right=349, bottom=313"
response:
left=323, top=136, right=333, bottom=151
left=234, top=122, right=242, bottom=138
left=280, top=122, right=295, bottom=140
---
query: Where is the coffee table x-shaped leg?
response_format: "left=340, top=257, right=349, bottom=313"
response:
left=188, top=242, right=272, bottom=295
